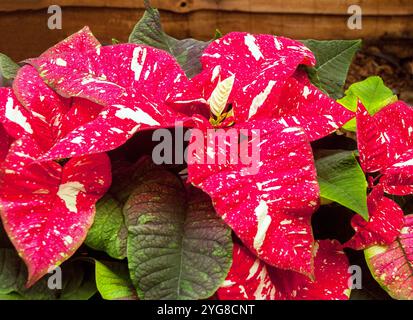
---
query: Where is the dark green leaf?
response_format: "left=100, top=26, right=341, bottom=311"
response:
left=85, top=160, right=151, bottom=259
left=0, top=53, right=19, bottom=80
left=128, top=3, right=208, bottom=78
left=316, top=150, right=369, bottom=220
left=124, top=160, right=233, bottom=300
left=301, top=40, right=362, bottom=99
left=0, top=248, right=96, bottom=300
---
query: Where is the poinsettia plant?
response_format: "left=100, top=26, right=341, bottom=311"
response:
left=0, top=1, right=412, bottom=300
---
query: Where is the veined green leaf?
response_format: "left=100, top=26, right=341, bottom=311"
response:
left=124, top=160, right=233, bottom=300
left=85, top=195, right=127, bottom=260
left=316, top=150, right=368, bottom=220
left=337, top=76, right=398, bottom=131
left=0, top=248, right=96, bottom=300
left=129, top=2, right=209, bottom=78
left=0, top=53, right=19, bottom=81
left=301, top=39, right=362, bottom=99
left=95, top=260, right=137, bottom=300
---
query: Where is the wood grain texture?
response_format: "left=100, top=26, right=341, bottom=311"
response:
left=1, top=0, right=412, bottom=15
left=0, top=3, right=412, bottom=62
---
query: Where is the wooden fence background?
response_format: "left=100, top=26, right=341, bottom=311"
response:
left=0, top=0, right=412, bottom=61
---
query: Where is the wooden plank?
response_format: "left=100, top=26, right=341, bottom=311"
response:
left=188, top=11, right=413, bottom=40
left=1, top=0, right=412, bottom=15
left=0, top=8, right=411, bottom=62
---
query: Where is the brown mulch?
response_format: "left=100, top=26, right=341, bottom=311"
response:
left=346, top=39, right=413, bottom=105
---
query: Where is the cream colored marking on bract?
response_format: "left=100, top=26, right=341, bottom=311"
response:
left=63, top=235, right=73, bottom=246
left=253, top=267, right=270, bottom=300
left=113, top=104, right=160, bottom=126
left=394, top=158, right=413, bottom=168
left=248, top=81, right=276, bottom=119
left=56, top=58, right=67, bottom=67
left=280, top=219, right=292, bottom=225
left=57, top=181, right=85, bottom=213
left=221, top=280, right=236, bottom=288
left=70, top=136, right=84, bottom=144
left=131, top=47, right=147, bottom=81
left=211, top=65, right=221, bottom=82
left=247, top=259, right=260, bottom=280
left=303, top=86, right=311, bottom=99
left=110, top=127, right=124, bottom=134
left=244, top=34, right=264, bottom=61
left=253, top=200, right=271, bottom=252
left=5, top=97, right=33, bottom=134
left=274, top=37, right=282, bottom=50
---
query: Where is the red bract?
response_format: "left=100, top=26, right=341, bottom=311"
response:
left=186, top=33, right=336, bottom=276
left=344, top=186, right=404, bottom=250
left=191, top=32, right=353, bottom=141
left=357, top=101, right=413, bottom=195
left=188, top=118, right=319, bottom=276
left=0, top=124, right=13, bottom=162
left=1, top=66, right=105, bottom=156
left=22, top=29, right=206, bottom=161
left=217, top=240, right=350, bottom=300
left=0, top=138, right=111, bottom=286
left=344, top=100, right=412, bottom=250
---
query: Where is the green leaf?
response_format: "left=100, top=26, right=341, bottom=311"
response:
left=95, top=260, right=137, bottom=300
left=0, top=292, right=25, bottom=300
left=301, top=39, right=362, bottom=99
left=316, top=150, right=369, bottom=220
left=124, top=161, right=233, bottom=300
left=0, top=249, right=23, bottom=295
left=57, top=263, right=97, bottom=300
left=0, top=53, right=19, bottom=80
left=128, top=2, right=209, bottom=78
left=85, top=160, right=149, bottom=259
left=85, top=195, right=128, bottom=260
left=0, top=248, right=96, bottom=300
left=337, top=76, right=398, bottom=131
left=214, top=29, right=223, bottom=40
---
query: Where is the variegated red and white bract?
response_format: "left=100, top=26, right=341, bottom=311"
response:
left=188, top=118, right=319, bottom=276
left=2, top=24, right=403, bottom=299
left=345, top=186, right=404, bottom=250
left=0, top=138, right=111, bottom=286
left=186, top=33, right=354, bottom=276
left=22, top=28, right=207, bottom=161
left=191, top=32, right=353, bottom=141
left=346, top=101, right=413, bottom=250
left=357, top=100, right=413, bottom=195
left=217, top=240, right=351, bottom=300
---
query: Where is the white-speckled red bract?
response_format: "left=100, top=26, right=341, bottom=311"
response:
left=217, top=240, right=350, bottom=300
left=0, top=139, right=111, bottom=286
